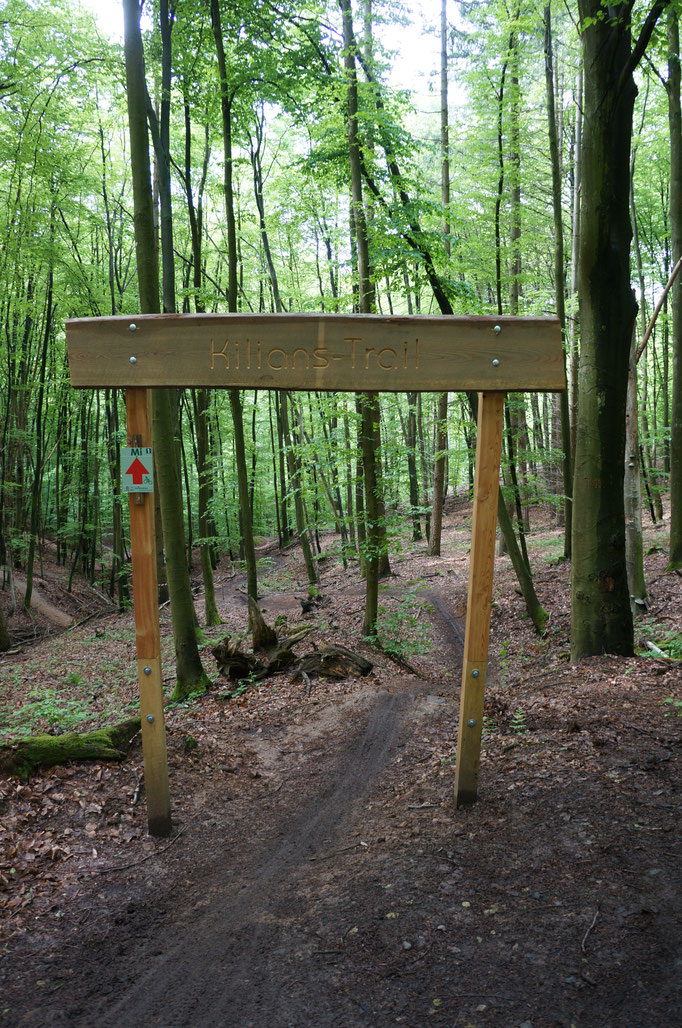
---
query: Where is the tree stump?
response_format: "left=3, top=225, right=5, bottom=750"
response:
left=249, top=596, right=278, bottom=652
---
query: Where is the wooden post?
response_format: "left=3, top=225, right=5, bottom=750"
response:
left=65, top=315, right=564, bottom=816
left=126, top=387, right=171, bottom=836
left=454, top=391, right=505, bottom=806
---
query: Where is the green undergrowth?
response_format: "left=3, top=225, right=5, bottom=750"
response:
left=0, top=625, right=174, bottom=744
left=637, top=624, right=682, bottom=660
left=0, top=686, right=139, bottom=743
left=373, top=587, right=434, bottom=660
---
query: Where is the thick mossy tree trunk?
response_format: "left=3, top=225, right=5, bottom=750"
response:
left=123, top=0, right=209, bottom=700
left=571, top=1, right=665, bottom=658
left=668, top=10, right=682, bottom=571
left=0, top=719, right=141, bottom=780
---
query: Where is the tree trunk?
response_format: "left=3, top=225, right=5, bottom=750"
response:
left=668, top=9, right=682, bottom=570
left=0, top=600, right=10, bottom=653
left=123, top=0, right=209, bottom=700
left=195, top=390, right=221, bottom=625
left=183, top=92, right=220, bottom=626
left=571, top=1, right=666, bottom=657
left=281, top=391, right=319, bottom=589
left=354, top=24, right=548, bottom=629
left=569, top=70, right=583, bottom=473
left=544, top=4, right=573, bottom=557
left=433, top=0, right=450, bottom=557
left=508, top=8, right=522, bottom=316
left=428, top=391, right=448, bottom=556
left=406, top=392, right=422, bottom=541
left=416, top=393, right=431, bottom=543
left=340, top=0, right=384, bottom=636
left=625, top=328, right=648, bottom=611
left=211, top=0, right=259, bottom=602
left=24, top=264, right=53, bottom=610
left=440, top=0, right=450, bottom=255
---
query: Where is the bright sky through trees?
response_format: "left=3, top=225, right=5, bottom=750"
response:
left=74, top=0, right=441, bottom=102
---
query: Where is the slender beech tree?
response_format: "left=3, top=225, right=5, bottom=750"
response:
left=668, top=7, right=682, bottom=569
left=123, top=0, right=210, bottom=700
left=353, top=25, right=548, bottom=632
left=543, top=4, right=573, bottom=558
left=428, top=0, right=451, bottom=558
left=571, top=0, right=667, bottom=658
left=180, top=71, right=221, bottom=626
left=210, top=0, right=258, bottom=606
left=340, top=0, right=384, bottom=638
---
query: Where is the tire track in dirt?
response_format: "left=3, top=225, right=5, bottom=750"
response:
left=83, top=690, right=416, bottom=1028
left=49, top=589, right=466, bottom=1028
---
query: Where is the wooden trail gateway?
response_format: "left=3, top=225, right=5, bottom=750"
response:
left=66, top=312, right=565, bottom=835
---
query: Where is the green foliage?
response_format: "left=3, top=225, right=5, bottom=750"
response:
left=663, top=697, right=682, bottom=718
left=638, top=626, right=682, bottom=660
left=0, top=0, right=672, bottom=665
left=254, top=556, right=296, bottom=592
left=374, top=589, right=434, bottom=660
left=657, top=632, right=682, bottom=660
left=509, top=706, right=528, bottom=735
left=482, top=714, right=497, bottom=737
left=2, top=688, right=92, bottom=740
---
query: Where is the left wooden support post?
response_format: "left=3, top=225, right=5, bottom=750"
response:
left=126, top=387, right=171, bottom=837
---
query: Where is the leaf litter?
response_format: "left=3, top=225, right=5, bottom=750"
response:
left=0, top=503, right=680, bottom=1025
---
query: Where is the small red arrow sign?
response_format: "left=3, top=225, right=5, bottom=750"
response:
left=126, top=457, right=150, bottom=485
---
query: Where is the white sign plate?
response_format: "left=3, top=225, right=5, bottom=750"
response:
left=121, top=446, right=154, bottom=493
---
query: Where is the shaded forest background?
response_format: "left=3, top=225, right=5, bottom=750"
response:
left=0, top=0, right=680, bottom=687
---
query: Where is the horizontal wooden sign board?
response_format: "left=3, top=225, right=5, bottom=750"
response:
left=66, top=313, right=565, bottom=393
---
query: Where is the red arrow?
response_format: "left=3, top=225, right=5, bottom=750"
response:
left=126, top=457, right=150, bottom=485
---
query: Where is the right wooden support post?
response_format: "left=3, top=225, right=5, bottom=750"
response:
left=454, top=391, right=505, bottom=806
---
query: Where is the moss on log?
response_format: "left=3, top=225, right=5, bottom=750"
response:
left=0, top=717, right=141, bottom=780
left=296, top=645, right=373, bottom=680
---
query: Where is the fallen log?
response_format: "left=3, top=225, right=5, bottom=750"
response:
left=295, top=645, right=373, bottom=681
left=0, top=717, right=141, bottom=780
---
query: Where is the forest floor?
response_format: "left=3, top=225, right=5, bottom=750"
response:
left=1, top=499, right=681, bottom=1028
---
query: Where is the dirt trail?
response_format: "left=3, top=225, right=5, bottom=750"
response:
left=12, top=576, right=74, bottom=630
left=38, top=590, right=464, bottom=1028
left=5, top=571, right=682, bottom=1028
left=81, top=689, right=420, bottom=1028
